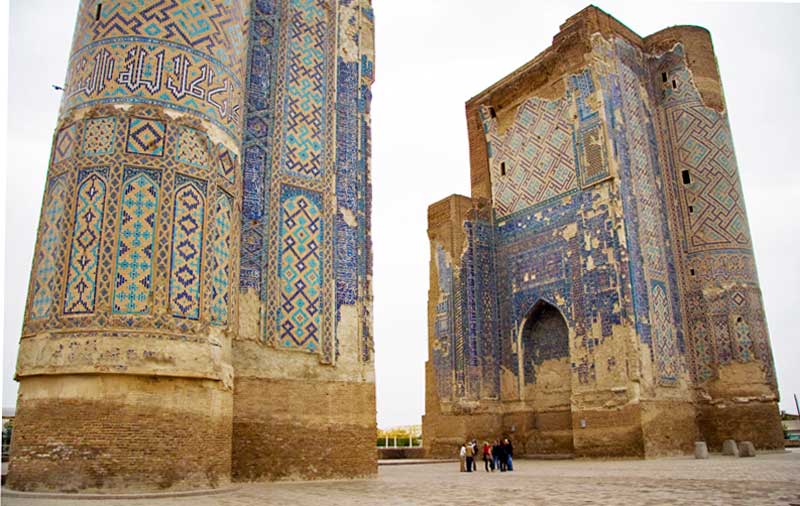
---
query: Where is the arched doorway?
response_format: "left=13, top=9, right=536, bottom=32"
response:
left=519, top=300, right=574, bottom=455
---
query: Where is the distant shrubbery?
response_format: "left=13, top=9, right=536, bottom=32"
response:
left=376, top=437, right=421, bottom=447
left=377, top=425, right=422, bottom=447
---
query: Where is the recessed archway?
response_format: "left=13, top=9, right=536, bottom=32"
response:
left=519, top=299, right=574, bottom=455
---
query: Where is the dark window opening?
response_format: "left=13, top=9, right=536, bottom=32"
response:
left=500, top=162, right=506, bottom=176
left=489, top=107, right=496, bottom=119
left=690, top=268, right=695, bottom=276
left=688, top=205, right=694, bottom=213
left=661, top=72, right=667, bottom=82
left=681, top=169, right=691, bottom=185
left=95, top=3, right=102, bottom=21
left=737, top=316, right=743, bottom=323
left=672, top=79, right=677, bottom=89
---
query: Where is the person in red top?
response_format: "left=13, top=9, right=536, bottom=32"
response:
left=482, top=441, right=493, bottom=472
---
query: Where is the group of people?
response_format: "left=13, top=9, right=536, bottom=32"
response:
left=459, top=438, right=513, bottom=472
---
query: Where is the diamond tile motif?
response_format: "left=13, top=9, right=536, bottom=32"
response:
left=210, top=193, right=232, bottom=326
left=217, top=143, right=237, bottom=185
left=126, top=117, right=166, bottom=156
left=53, top=124, right=78, bottom=164
left=64, top=171, right=107, bottom=314
left=277, top=185, right=322, bottom=351
left=169, top=179, right=205, bottom=320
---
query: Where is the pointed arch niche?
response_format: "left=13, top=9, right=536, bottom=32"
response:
left=518, top=299, right=574, bottom=455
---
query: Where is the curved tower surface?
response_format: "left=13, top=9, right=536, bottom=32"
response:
left=424, top=6, right=782, bottom=458
left=8, top=0, right=375, bottom=492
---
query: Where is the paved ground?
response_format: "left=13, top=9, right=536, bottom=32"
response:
left=4, top=450, right=800, bottom=505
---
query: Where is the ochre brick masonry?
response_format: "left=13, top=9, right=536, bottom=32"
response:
left=233, top=378, right=376, bottom=481
left=424, top=6, right=783, bottom=458
left=9, top=0, right=376, bottom=492
left=7, top=375, right=232, bottom=492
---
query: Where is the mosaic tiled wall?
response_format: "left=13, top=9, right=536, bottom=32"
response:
left=432, top=245, right=454, bottom=401
left=494, top=188, right=628, bottom=388
left=651, top=45, right=775, bottom=387
left=240, top=0, right=375, bottom=364
left=21, top=0, right=245, bottom=356
left=61, top=0, right=248, bottom=139
left=484, top=98, right=577, bottom=217
left=428, top=30, right=775, bottom=408
left=606, top=38, right=687, bottom=385
left=22, top=105, right=241, bottom=356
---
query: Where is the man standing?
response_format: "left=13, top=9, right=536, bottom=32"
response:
left=503, top=438, right=514, bottom=471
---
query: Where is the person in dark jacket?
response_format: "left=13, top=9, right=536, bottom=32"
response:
left=491, top=440, right=501, bottom=471
left=495, top=439, right=507, bottom=471
left=503, top=438, right=514, bottom=471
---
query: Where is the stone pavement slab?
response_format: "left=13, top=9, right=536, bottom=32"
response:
left=3, top=450, right=799, bottom=505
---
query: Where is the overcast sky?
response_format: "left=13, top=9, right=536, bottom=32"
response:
left=1, top=1, right=799, bottom=429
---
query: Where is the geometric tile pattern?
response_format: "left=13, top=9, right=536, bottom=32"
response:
left=240, top=1, right=279, bottom=293
left=82, top=117, right=116, bottom=156
left=126, top=118, right=166, bottom=157
left=175, top=127, right=209, bottom=168
left=53, top=124, right=78, bottom=164
left=277, top=185, right=323, bottom=351
left=63, top=0, right=247, bottom=138
left=460, top=218, right=499, bottom=398
left=72, top=0, right=246, bottom=76
left=282, top=0, right=326, bottom=179
left=651, top=281, right=679, bottom=382
left=217, top=143, right=237, bottom=185
left=734, top=317, right=753, bottom=362
left=485, top=98, right=578, bottom=217
left=210, top=193, right=233, bottom=326
left=30, top=176, right=69, bottom=319
left=432, top=245, right=454, bottom=400
left=169, top=179, right=205, bottom=320
left=667, top=104, right=751, bottom=253
left=112, top=169, right=161, bottom=314
left=64, top=170, right=107, bottom=315
left=571, top=70, right=610, bottom=187
left=617, top=58, right=684, bottom=384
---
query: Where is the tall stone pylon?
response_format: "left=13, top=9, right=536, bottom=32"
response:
left=8, top=0, right=376, bottom=492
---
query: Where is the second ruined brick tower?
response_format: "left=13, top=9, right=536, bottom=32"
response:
left=424, top=6, right=783, bottom=457
left=8, top=0, right=375, bottom=492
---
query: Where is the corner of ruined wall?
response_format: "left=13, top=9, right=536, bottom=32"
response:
left=645, top=26, right=724, bottom=112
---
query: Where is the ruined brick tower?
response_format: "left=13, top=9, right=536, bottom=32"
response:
left=424, top=6, right=782, bottom=458
left=8, top=0, right=375, bottom=492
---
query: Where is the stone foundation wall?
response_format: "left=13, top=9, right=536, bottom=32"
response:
left=697, top=401, right=785, bottom=451
left=571, top=404, right=644, bottom=457
left=7, top=375, right=232, bottom=492
left=640, top=400, right=698, bottom=457
left=513, top=409, right=574, bottom=455
left=232, top=377, right=376, bottom=481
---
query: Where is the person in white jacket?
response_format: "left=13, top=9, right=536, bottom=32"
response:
left=459, top=444, right=467, bottom=472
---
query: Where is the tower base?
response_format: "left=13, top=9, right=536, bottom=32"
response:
left=7, top=374, right=232, bottom=493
